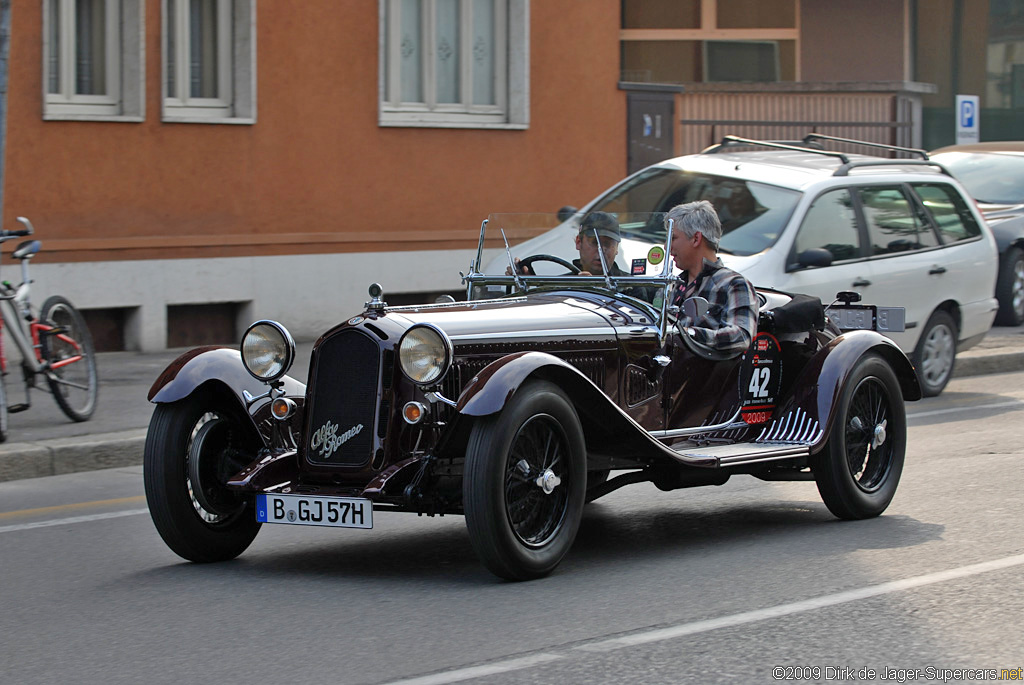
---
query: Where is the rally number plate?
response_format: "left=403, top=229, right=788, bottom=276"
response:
left=256, top=493, right=373, bottom=529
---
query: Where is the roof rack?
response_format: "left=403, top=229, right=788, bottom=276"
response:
left=703, top=134, right=952, bottom=177
left=703, top=135, right=850, bottom=164
left=801, top=133, right=929, bottom=160
left=834, top=159, right=952, bottom=177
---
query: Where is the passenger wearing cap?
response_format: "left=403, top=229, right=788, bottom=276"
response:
left=667, top=200, right=758, bottom=355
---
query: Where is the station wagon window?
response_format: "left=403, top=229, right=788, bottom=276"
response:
left=43, top=0, right=144, bottom=121
left=857, top=186, right=939, bottom=255
left=380, top=0, right=529, bottom=129
left=589, top=167, right=799, bottom=253
left=792, top=188, right=861, bottom=263
left=911, top=183, right=982, bottom=244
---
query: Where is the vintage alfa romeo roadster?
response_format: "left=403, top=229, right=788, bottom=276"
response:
left=144, top=213, right=920, bottom=580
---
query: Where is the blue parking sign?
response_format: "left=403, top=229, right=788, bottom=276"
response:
left=955, top=94, right=980, bottom=144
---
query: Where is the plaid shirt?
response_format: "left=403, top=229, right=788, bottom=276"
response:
left=674, top=258, right=758, bottom=354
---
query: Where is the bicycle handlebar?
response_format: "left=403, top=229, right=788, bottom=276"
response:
left=0, top=217, right=35, bottom=239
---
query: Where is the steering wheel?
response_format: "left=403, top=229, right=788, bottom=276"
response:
left=517, top=254, right=581, bottom=275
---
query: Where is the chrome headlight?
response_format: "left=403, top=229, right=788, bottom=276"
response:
left=241, top=320, right=295, bottom=382
left=398, top=324, right=453, bottom=386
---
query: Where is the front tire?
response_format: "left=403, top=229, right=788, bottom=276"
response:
left=144, top=394, right=261, bottom=562
left=995, top=246, right=1024, bottom=326
left=912, top=310, right=957, bottom=397
left=813, top=354, right=906, bottom=519
left=463, top=381, right=586, bottom=581
left=39, top=295, right=98, bottom=421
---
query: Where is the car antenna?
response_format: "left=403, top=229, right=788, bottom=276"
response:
left=500, top=228, right=525, bottom=292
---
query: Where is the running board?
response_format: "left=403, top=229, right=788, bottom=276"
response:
left=671, top=442, right=811, bottom=467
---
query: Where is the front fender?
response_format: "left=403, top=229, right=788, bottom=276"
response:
left=775, top=331, right=920, bottom=452
left=147, top=346, right=307, bottom=406
left=456, top=351, right=598, bottom=417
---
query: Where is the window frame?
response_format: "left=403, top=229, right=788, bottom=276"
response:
left=161, top=0, right=257, bottom=125
left=42, top=0, right=145, bottom=121
left=379, top=0, right=529, bottom=129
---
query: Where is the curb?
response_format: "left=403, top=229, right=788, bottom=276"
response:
left=0, top=429, right=146, bottom=483
left=2, top=349, right=1023, bottom=484
left=953, top=350, right=1024, bottom=379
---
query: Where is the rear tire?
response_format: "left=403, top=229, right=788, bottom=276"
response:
left=463, top=381, right=586, bottom=580
left=912, top=310, right=956, bottom=397
left=144, top=394, right=261, bottom=562
left=39, top=295, right=98, bottom=421
left=813, top=354, right=906, bottom=519
left=995, top=246, right=1024, bottom=326
left=0, top=373, right=8, bottom=443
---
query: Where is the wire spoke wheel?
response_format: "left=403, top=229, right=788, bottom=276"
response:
left=843, top=377, right=894, bottom=492
left=814, top=353, right=906, bottom=520
left=503, top=414, right=571, bottom=547
left=40, top=295, right=98, bottom=421
left=464, top=381, right=586, bottom=581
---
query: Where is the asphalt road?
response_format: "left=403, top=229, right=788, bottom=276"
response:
left=1, top=371, right=1022, bottom=684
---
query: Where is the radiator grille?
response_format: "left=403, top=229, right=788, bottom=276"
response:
left=304, top=329, right=379, bottom=466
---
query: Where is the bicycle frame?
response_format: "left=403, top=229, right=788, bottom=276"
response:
left=0, top=263, right=84, bottom=378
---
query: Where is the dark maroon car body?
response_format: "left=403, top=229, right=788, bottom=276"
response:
left=144, top=219, right=921, bottom=580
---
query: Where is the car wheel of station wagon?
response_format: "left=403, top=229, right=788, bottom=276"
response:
left=144, top=395, right=262, bottom=563
left=813, top=354, right=906, bottom=520
left=912, top=310, right=957, bottom=397
left=996, top=246, right=1024, bottom=326
left=463, top=380, right=586, bottom=581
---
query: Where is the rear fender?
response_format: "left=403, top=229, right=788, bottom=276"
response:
left=148, top=346, right=307, bottom=407
left=773, top=331, right=920, bottom=450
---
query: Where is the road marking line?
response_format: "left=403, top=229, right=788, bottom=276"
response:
left=575, top=552, right=1024, bottom=652
left=380, top=654, right=564, bottom=685
left=0, top=495, right=146, bottom=520
left=379, top=552, right=1024, bottom=684
left=0, top=509, right=148, bottom=534
left=908, top=400, right=1023, bottom=419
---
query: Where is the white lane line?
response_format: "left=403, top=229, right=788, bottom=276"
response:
left=377, top=552, right=1024, bottom=685
left=575, top=552, right=1024, bottom=652
left=908, top=400, right=1024, bottom=420
left=380, top=654, right=564, bottom=685
left=0, top=509, right=148, bottom=534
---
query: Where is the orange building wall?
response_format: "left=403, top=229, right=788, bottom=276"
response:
left=3, top=0, right=625, bottom=263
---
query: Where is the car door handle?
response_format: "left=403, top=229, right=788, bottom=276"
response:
left=929, top=266, right=947, bottom=275
left=852, top=278, right=871, bottom=287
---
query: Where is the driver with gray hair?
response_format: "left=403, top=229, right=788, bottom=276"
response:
left=666, top=200, right=758, bottom=354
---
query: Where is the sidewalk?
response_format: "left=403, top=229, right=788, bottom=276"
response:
left=2, top=327, right=1023, bottom=483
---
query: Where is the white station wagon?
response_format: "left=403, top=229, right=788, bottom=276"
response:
left=499, top=135, right=998, bottom=396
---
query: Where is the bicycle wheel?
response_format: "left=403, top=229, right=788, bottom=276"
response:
left=0, top=369, right=8, bottom=443
left=39, top=295, right=98, bottom=421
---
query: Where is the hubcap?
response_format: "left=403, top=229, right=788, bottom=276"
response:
left=1013, top=258, right=1024, bottom=319
left=921, top=323, right=954, bottom=388
left=535, top=468, right=562, bottom=495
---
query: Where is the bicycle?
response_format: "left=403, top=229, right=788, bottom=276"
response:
left=0, top=217, right=98, bottom=442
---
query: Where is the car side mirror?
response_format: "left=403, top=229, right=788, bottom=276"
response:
left=682, top=296, right=709, bottom=321
left=796, top=248, right=833, bottom=269
left=557, top=205, right=578, bottom=223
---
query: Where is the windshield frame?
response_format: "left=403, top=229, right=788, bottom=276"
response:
left=467, top=217, right=681, bottom=344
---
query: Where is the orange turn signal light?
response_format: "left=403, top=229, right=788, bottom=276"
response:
left=271, top=397, right=296, bottom=420
left=403, top=401, right=427, bottom=424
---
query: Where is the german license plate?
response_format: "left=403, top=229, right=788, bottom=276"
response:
left=827, top=305, right=905, bottom=333
left=256, top=493, right=373, bottom=529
